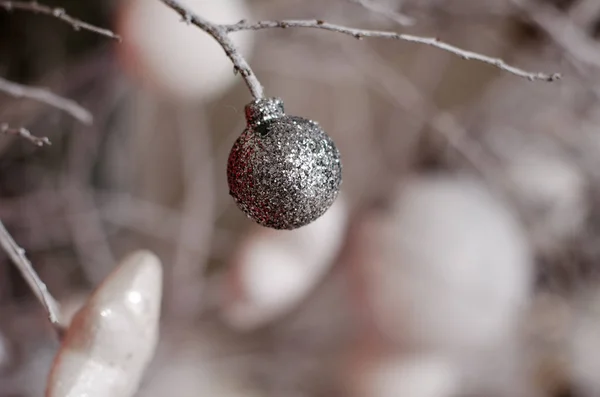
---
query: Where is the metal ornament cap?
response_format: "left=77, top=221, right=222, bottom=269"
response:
left=227, top=97, right=343, bottom=230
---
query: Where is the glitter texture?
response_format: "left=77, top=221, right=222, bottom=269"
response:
left=227, top=97, right=343, bottom=230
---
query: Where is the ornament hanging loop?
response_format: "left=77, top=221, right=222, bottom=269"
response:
left=245, top=97, right=285, bottom=127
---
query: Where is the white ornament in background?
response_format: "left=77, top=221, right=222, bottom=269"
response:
left=365, top=355, right=458, bottom=397
left=221, top=194, right=348, bottom=330
left=46, top=250, right=163, bottom=397
left=371, top=174, right=533, bottom=351
left=504, top=149, right=587, bottom=253
left=138, top=335, right=260, bottom=397
left=118, top=0, right=256, bottom=100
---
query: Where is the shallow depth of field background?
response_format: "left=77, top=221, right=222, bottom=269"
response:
left=0, top=0, right=599, bottom=396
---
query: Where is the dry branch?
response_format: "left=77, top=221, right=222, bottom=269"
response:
left=0, top=1, right=121, bottom=40
left=159, top=0, right=560, bottom=101
left=224, top=19, right=561, bottom=82
left=0, top=76, right=93, bottom=124
left=159, top=0, right=265, bottom=99
left=0, top=220, right=65, bottom=333
left=1, top=123, right=51, bottom=146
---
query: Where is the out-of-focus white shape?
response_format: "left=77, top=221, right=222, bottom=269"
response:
left=568, top=289, right=600, bottom=396
left=139, top=341, right=260, bottom=397
left=118, top=0, right=256, bottom=101
left=371, top=174, right=532, bottom=351
left=45, top=250, right=163, bottom=397
left=504, top=150, right=587, bottom=253
left=222, top=195, right=349, bottom=330
left=365, top=355, right=458, bottom=397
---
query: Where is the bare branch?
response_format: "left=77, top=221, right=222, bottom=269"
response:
left=159, top=0, right=265, bottom=99
left=0, top=1, right=121, bottom=41
left=224, top=19, right=561, bottom=82
left=0, top=220, right=65, bottom=334
left=1, top=122, right=51, bottom=146
left=348, top=0, right=415, bottom=26
left=158, top=0, right=559, bottom=102
left=0, top=76, right=93, bottom=124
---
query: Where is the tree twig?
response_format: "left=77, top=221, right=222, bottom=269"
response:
left=0, top=1, right=121, bottom=41
left=0, top=220, right=65, bottom=333
left=159, top=0, right=559, bottom=85
left=159, top=0, right=265, bottom=99
left=1, top=122, right=51, bottom=146
left=158, top=0, right=559, bottom=101
left=0, top=76, right=93, bottom=124
left=224, top=19, right=561, bottom=82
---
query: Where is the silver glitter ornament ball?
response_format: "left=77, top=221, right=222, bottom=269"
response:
left=227, top=97, right=342, bottom=230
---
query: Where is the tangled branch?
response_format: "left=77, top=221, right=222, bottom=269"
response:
left=0, top=1, right=121, bottom=40
left=0, top=1, right=126, bottom=129
left=0, top=2, right=126, bottom=339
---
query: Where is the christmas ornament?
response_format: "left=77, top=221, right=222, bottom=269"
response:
left=227, top=97, right=342, bottom=230
left=369, top=175, right=532, bottom=350
left=46, top=250, right=163, bottom=397
left=222, top=194, right=348, bottom=330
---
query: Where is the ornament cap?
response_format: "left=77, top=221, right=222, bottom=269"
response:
left=245, top=97, right=285, bottom=127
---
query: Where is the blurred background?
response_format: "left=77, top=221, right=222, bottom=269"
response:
left=1, top=0, right=600, bottom=396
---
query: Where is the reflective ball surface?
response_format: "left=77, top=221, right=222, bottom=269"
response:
left=227, top=98, right=342, bottom=230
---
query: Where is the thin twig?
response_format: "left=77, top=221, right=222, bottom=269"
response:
left=0, top=220, right=65, bottom=333
left=159, top=0, right=265, bottom=99
left=158, top=0, right=558, bottom=101
left=1, top=122, right=51, bottom=146
left=224, top=19, right=561, bottom=82
left=349, top=0, right=415, bottom=26
left=0, top=1, right=121, bottom=40
left=0, top=76, right=93, bottom=124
